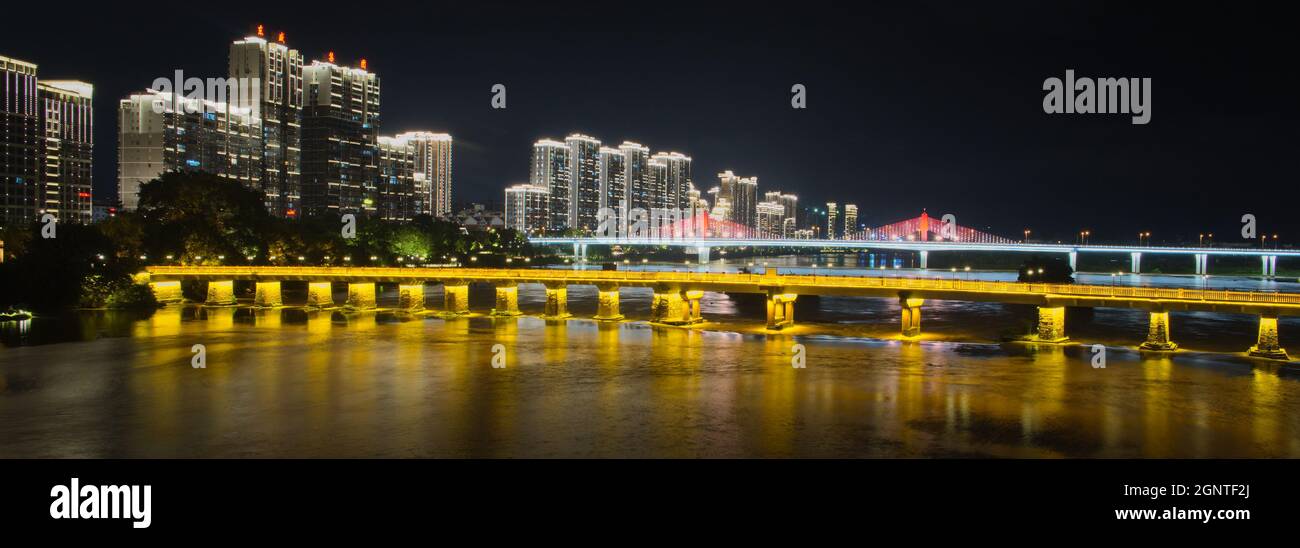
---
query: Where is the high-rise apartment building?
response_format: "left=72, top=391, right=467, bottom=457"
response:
left=377, top=131, right=452, bottom=218
left=843, top=203, right=858, bottom=239
left=620, top=141, right=651, bottom=212
left=38, top=81, right=94, bottom=224
left=300, top=57, right=380, bottom=217
left=230, top=30, right=304, bottom=216
left=717, top=170, right=757, bottom=228
left=757, top=199, right=784, bottom=238
left=3, top=56, right=93, bottom=227
left=504, top=183, right=549, bottom=234
left=530, top=139, right=569, bottom=231
left=597, top=146, right=625, bottom=212
left=117, top=89, right=262, bottom=210
left=651, top=151, right=692, bottom=210
left=826, top=202, right=839, bottom=239
left=376, top=135, right=417, bottom=221
left=565, top=134, right=601, bottom=232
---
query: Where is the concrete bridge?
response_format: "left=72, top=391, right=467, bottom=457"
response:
left=530, top=237, right=1298, bottom=277
left=140, top=266, right=1299, bottom=360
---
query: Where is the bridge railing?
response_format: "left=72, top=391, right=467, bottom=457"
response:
left=144, top=267, right=1300, bottom=306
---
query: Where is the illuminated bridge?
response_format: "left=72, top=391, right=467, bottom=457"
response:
left=141, top=266, right=1297, bottom=359
left=532, top=237, right=1298, bottom=277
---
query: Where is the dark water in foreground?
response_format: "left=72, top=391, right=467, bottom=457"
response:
left=2, top=262, right=1299, bottom=458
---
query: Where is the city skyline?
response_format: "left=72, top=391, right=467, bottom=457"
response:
left=2, top=5, right=1298, bottom=243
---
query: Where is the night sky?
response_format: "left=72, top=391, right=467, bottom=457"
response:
left=6, top=1, right=1297, bottom=243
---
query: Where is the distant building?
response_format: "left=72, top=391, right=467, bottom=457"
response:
left=620, top=141, right=651, bottom=212
left=757, top=200, right=784, bottom=238
left=92, top=203, right=118, bottom=223
left=447, top=203, right=504, bottom=231
left=117, top=89, right=262, bottom=210
left=826, top=202, right=839, bottom=239
left=717, top=170, right=757, bottom=228
left=843, top=203, right=858, bottom=239
left=504, top=183, right=549, bottom=234
left=651, top=151, right=692, bottom=210
left=376, top=132, right=452, bottom=220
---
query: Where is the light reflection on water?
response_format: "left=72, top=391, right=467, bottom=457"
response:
left=1, top=262, right=1299, bottom=458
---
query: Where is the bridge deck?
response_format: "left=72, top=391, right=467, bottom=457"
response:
left=144, top=266, right=1300, bottom=315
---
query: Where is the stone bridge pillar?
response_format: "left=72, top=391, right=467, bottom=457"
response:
left=346, top=282, right=377, bottom=310
left=1248, top=314, right=1288, bottom=360
left=682, top=290, right=704, bottom=324
left=1068, top=251, right=1078, bottom=272
left=1130, top=252, right=1142, bottom=274
left=1262, top=255, right=1277, bottom=278
left=919, top=250, right=928, bottom=270
left=441, top=281, right=470, bottom=317
left=766, top=290, right=797, bottom=330
left=594, top=284, right=623, bottom=321
left=899, top=295, right=924, bottom=337
left=1032, top=306, right=1068, bottom=342
left=397, top=283, right=425, bottom=311
left=492, top=281, right=522, bottom=316
left=149, top=280, right=183, bottom=303
left=205, top=280, right=236, bottom=306
left=651, top=286, right=688, bottom=325
left=307, top=282, right=335, bottom=308
left=696, top=246, right=711, bottom=266
left=254, top=281, right=282, bottom=307
left=1139, top=310, right=1177, bottom=351
left=543, top=283, right=571, bottom=319
left=1194, top=254, right=1208, bottom=275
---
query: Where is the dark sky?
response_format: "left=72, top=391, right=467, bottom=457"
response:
left=6, top=1, right=1297, bottom=243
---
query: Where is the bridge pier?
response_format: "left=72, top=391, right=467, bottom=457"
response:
left=149, top=281, right=182, bottom=303
left=1262, top=255, right=1277, bottom=278
left=205, top=280, right=236, bottom=306
left=651, top=287, right=701, bottom=325
left=766, top=291, right=797, bottom=330
left=1130, top=252, right=1142, bottom=274
left=1194, top=254, right=1208, bottom=275
left=1139, top=310, right=1177, bottom=351
left=696, top=246, right=711, bottom=266
left=1248, top=314, right=1289, bottom=360
left=306, top=282, right=335, bottom=308
left=397, top=283, right=425, bottom=311
left=491, top=282, right=522, bottom=317
left=346, top=282, right=377, bottom=310
left=919, top=250, right=928, bottom=270
left=543, top=283, right=571, bottom=319
left=594, top=284, right=624, bottom=321
left=1068, top=251, right=1078, bottom=272
left=253, top=281, right=283, bottom=307
left=572, top=243, right=588, bottom=270
left=1030, top=306, right=1068, bottom=343
left=899, top=296, right=924, bottom=337
left=441, top=282, right=470, bottom=317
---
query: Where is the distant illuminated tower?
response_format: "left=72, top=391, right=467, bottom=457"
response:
left=531, top=139, right=570, bottom=230
left=565, top=134, right=601, bottom=231
left=230, top=28, right=305, bottom=216
left=826, top=202, right=839, bottom=239
left=717, top=170, right=757, bottom=228
left=843, top=203, right=858, bottom=239
left=1, top=55, right=40, bottom=226
left=597, top=146, right=626, bottom=212
left=379, top=131, right=452, bottom=217
left=504, top=183, right=550, bottom=234
left=620, top=141, right=651, bottom=212
left=757, top=200, right=784, bottom=238
left=651, top=151, right=692, bottom=210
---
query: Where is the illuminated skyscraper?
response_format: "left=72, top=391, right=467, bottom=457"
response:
left=230, top=28, right=304, bottom=217
left=504, top=183, right=550, bottom=234
left=1, top=55, right=40, bottom=227
left=300, top=57, right=380, bottom=217
left=566, top=133, right=601, bottom=231
left=530, top=139, right=569, bottom=231
left=117, top=89, right=262, bottom=210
